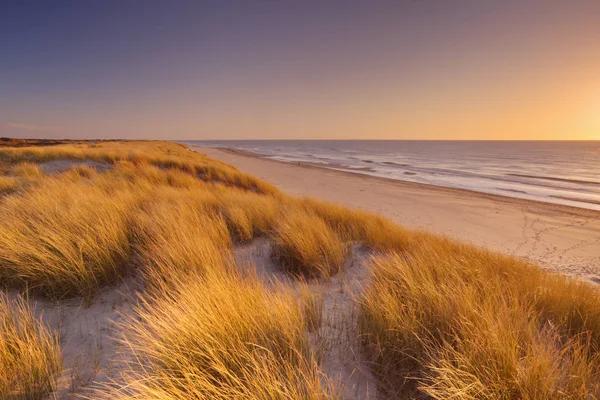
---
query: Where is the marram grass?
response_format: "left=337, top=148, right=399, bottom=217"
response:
left=271, top=209, right=346, bottom=278
left=0, top=293, right=61, bottom=400
left=0, top=140, right=598, bottom=399
left=92, top=269, right=336, bottom=400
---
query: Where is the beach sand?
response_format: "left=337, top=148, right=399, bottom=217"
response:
left=194, top=147, right=600, bottom=283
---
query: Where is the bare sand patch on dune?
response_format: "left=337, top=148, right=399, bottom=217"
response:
left=6, top=277, right=140, bottom=399
left=40, top=159, right=112, bottom=174
left=8, top=239, right=375, bottom=399
left=235, top=239, right=382, bottom=400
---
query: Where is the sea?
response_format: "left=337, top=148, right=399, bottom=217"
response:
left=180, top=140, right=600, bottom=212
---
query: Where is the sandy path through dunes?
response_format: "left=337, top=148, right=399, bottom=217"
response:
left=194, top=147, right=600, bottom=282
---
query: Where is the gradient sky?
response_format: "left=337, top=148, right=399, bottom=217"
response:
left=1, top=1, right=599, bottom=140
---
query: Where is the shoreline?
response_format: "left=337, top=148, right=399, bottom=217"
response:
left=192, top=145, right=600, bottom=281
left=215, top=146, right=600, bottom=219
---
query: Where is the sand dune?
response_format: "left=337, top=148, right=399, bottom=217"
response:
left=195, top=147, right=600, bottom=282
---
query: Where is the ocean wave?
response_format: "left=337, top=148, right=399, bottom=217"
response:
left=382, top=161, right=411, bottom=167
left=182, top=140, right=600, bottom=211
left=508, top=174, right=600, bottom=186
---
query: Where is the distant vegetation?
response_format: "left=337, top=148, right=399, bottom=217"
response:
left=0, top=139, right=598, bottom=399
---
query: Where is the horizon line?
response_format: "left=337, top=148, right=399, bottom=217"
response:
left=176, top=138, right=599, bottom=142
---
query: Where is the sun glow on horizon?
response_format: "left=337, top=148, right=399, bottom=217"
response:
left=1, top=1, right=600, bottom=141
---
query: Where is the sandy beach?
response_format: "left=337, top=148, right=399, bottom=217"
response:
left=195, top=146, right=600, bottom=282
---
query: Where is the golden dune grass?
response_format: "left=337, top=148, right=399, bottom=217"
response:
left=113, top=160, right=204, bottom=190
left=359, top=249, right=600, bottom=399
left=301, top=197, right=413, bottom=251
left=0, top=176, right=19, bottom=195
left=299, top=283, right=324, bottom=333
left=271, top=209, right=346, bottom=278
left=12, top=162, right=44, bottom=179
left=0, top=143, right=279, bottom=299
left=61, top=164, right=100, bottom=180
left=0, top=176, right=135, bottom=299
left=1, top=140, right=599, bottom=399
left=93, top=269, right=334, bottom=399
left=213, top=187, right=281, bottom=242
left=0, top=293, right=61, bottom=400
left=131, top=188, right=233, bottom=289
left=0, top=141, right=278, bottom=195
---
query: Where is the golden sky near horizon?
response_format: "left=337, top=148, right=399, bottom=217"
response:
left=1, top=1, right=600, bottom=140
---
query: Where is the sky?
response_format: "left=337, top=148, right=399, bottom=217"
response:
left=1, top=1, right=599, bottom=140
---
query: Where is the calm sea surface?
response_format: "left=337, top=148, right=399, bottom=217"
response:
left=181, top=140, right=600, bottom=211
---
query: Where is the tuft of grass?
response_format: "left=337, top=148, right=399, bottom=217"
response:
left=13, top=162, right=43, bottom=179
left=213, top=187, right=281, bottom=242
left=92, top=270, right=334, bottom=399
left=0, top=176, right=19, bottom=195
left=0, top=177, right=135, bottom=299
left=62, top=164, right=99, bottom=180
left=301, top=197, right=412, bottom=251
left=420, top=310, right=600, bottom=399
left=115, top=161, right=204, bottom=190
left=299, top=284, right=324, bottom=333
left=131, top=187, right=233, bottom=289
left=271, top=210, right=346, bottom=278
left=359, top=249, right=600, bottom=399
left=0, top=293, right=62, bottom=400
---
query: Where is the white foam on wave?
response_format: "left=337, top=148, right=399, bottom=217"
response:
left=181, top=140, right=600, bottom=211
